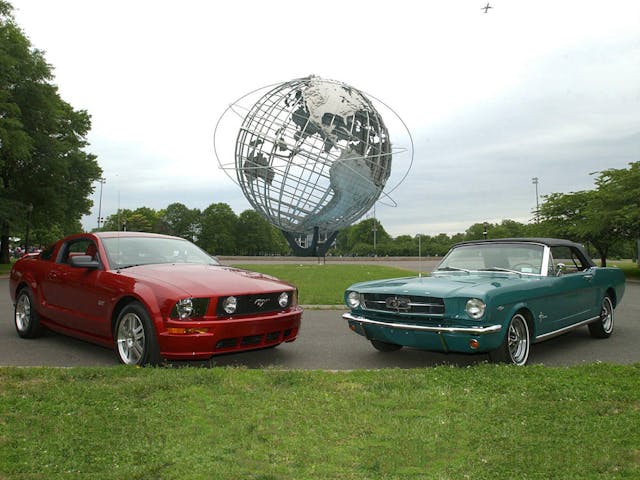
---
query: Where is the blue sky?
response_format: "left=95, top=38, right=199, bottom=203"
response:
left=10, top=0, right=640, bottom=236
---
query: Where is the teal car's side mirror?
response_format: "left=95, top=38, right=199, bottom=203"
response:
left=555, top=263, right=566, bottom=277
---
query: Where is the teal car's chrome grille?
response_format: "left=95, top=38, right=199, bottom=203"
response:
left=362, top=294, right=445, bottom=315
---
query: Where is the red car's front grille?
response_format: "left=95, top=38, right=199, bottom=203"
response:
left=215, top=292, right=293, bottom=317
left=215, top=329, right=294, bottom=351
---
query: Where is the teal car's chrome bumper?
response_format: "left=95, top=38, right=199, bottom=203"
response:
left=342, top=312, right=502, bottom=335
left=343, top=312, right=503, bottom=353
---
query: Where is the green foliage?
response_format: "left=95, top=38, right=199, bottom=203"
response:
left=236, top=210, right=289, bottom=255
left=160, top=202, right=201, bottom=242
left=538, top=161, right=640, bottom=265
left=0, top=2, right=102, bottom=261
left=1, top=364, right=639, bottom=478
left=198, top=202, right=238, bottom=255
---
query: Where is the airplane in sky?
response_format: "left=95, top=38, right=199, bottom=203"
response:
left=481, top=2, right=493, bottom=13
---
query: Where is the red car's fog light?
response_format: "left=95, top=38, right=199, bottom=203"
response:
left=469, top=339, right=480, bottom=349
left=167, top=327, right=211, bottom=335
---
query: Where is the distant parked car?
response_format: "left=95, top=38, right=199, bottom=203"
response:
left=343, top=238, right=625, bottom=365
left=10, top=232, right=302, bottom=365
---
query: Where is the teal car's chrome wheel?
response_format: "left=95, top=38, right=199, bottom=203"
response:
left=490, top=313, right=531, bottom=366
left=507, top=314, right=530, bottom=365
left=589, top=296, right=614, bottom=339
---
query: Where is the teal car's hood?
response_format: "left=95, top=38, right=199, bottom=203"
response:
left=348, top=273, right=537, bottom=299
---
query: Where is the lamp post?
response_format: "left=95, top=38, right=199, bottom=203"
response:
left=97, top=177, right=106, bottom=229
left=532, top=177, right=540, bottom=222
left=24, top=204, right=33, bottom=253
left=371, top=204, right=377, bottom=256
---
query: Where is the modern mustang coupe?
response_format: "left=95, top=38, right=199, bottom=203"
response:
left=10, top=232, right=302, bottom=365
left=343, top=238, right=625, bottom=365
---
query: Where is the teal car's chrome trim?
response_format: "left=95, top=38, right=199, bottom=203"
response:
left=343, top=312, right=502, bottom=335
left=534, top=315, right=600, bottom=342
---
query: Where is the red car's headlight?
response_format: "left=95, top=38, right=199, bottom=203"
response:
left=170, top=298, right=209, bottom=319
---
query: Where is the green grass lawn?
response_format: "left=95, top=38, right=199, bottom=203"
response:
left=1, top=364, right=638, bottom=479
left=608, top=259, right=640, bottom=280
left=232, top=264, right=417, bottom=305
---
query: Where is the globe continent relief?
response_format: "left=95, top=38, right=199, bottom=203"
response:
left=235, top=76, right=392, bottom=254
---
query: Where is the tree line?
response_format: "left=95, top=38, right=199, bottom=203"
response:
left=8, top=149, right=640, bottom=264
left=93, top=157, right=638, bottom=267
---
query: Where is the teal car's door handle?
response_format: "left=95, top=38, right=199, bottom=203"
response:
left=584, top=274, right=593, bottom=281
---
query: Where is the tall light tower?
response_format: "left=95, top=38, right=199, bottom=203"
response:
left=532, top=177, right=540, bottom=222
left=97, top=177, right=106, bottom=229
left=372, top=204, right=378, bottom=256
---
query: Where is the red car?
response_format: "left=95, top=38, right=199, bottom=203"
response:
left=9, top=232, right=302, bottom=365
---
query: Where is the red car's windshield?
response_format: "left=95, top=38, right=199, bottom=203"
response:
left=101, top=236, right=219, bottom=269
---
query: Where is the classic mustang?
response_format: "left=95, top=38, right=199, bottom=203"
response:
left=343, top=238, right=625, bottom=365
left=10, top=232, right=302, bottom=365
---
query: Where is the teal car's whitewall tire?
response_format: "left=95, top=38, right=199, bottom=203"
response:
left=489, top=313, right=531, bottom=366
left=588, top=296, right=614, bottom=339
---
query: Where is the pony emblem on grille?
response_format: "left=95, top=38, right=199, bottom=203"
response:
left=385, top=296, right=410, bottom=311
left=254, top=298, right=270, bottom=308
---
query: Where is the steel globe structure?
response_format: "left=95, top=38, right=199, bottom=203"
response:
left=215, top=76, right=409, bottom=256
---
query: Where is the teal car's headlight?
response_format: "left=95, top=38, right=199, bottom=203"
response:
left=465, top=298, right=486, bottom=319
left=346, top=291, right=361, bottom=309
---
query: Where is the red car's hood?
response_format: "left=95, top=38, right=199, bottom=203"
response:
left=117, top=264, right=294, bottom=297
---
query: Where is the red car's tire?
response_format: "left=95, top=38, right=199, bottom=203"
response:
left=14, top=288, right=44, bottom=339
left=115, top=302, right=162, bottom=366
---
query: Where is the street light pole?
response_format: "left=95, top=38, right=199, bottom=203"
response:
left=97, top=177, right=106, bottom=229
left=532, top=177, right=540, bottom=222
left=372, top=204, right=377, bottom=256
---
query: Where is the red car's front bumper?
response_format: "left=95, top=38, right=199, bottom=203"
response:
left=157, top=307, right=302, bottom=360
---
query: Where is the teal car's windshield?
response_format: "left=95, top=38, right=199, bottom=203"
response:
left=436, top=243, right=544, bottom=275
left=102, top=236, right=219, bottom=269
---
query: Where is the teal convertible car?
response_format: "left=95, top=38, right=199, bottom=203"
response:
left=343, top=238, right=625, bottom=365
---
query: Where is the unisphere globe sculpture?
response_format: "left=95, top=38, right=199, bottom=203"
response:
left=215, top=75, right=410, bottom=256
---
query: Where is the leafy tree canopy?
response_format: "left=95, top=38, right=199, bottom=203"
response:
left=0, top=1, right=102, bottom=261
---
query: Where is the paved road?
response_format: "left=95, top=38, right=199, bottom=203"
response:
left=2, top=277, right=638, bottom=368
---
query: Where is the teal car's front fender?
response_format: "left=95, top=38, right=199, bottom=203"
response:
left=343, top=312, right=504, bottom=354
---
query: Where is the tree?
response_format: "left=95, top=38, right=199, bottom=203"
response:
left=0, top=2, right=101, bottom=261
left=538, top=190, right=617, bottom=266
left=160, top=203, right=200, bottom=242
left=592, top=161, right=640, bottom=241
left=236, top=210, right=268, bottom=255
left=198, top=203, right=238, bottom=255
left=346, top=218, right=392, bottom=254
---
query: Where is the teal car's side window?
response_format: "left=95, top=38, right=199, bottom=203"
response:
left=549, top=246, right=589, bottom=275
